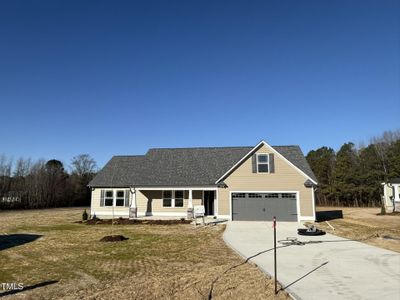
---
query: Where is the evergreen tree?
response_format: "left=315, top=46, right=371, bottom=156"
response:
left=307, top=130, right=399, bottom=207
left=306, top=147, right=335, bottom=205
left=358, top=145, right=385, bottom=206
left=331, top=143, right=359, bottom=206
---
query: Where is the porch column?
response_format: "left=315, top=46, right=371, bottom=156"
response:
left=129, top=188, right=137, bottom=219
left=187, top=189, right=194, bottom=219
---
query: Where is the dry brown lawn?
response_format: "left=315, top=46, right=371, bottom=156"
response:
left=0, top=208, right=289, bottom=299
left=315, top=206, right=400, bottom=253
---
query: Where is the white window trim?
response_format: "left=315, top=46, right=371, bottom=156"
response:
left=115, top=190, right=125, bottom=207
left=104, top=190, right=114, bottom=207
left=162, top=190, right=172, bottom=208
left=162, top=190, right=184, bottom=208
left=104, top=189, right=125, bottom=207
left=256, top=153, right=270, bottom=174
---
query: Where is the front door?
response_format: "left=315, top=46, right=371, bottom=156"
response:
left=204, top=191, right=215, bottom=216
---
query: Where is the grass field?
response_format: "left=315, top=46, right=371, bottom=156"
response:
left=0, top=208, right=288, bottom=299
left=315, top=206, right=400, bottom=253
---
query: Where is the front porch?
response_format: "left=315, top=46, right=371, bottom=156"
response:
left=129, top=187, right=218, bottom=219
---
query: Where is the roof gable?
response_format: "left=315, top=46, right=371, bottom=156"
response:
left=215, top=141, right=317, bottom=184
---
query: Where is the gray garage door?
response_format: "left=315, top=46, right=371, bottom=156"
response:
left=232, top=192, right=297, bottom=221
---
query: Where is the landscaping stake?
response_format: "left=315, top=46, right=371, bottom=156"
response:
left=325, top=220, right=335, bottom=231
left=273, top=216, right=277, bottom=295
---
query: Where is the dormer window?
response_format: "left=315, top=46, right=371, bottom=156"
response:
left=257, top=154, right=269, bottom=173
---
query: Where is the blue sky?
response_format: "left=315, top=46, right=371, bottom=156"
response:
left=0, top=0, right=399, bottom=168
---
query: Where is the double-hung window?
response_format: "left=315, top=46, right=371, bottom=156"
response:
left=115, top=190, right=125, bottom=206
left=163, top=191, right=172, bottom=207
left=103, top=190, right=125, bottom=207
left=257, top=154, right=269, bottom=173
left=105, top=190, right=114, bottom=206
left=163, top=190, right=184, bottom=207
left=174, top=191, right=184, bottom=207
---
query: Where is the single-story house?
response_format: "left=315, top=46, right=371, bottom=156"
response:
left=88, top=140, right=318, bottom=222
left=382, top=178, right=400, bottom=212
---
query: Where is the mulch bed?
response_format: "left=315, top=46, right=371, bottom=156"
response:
left=77, top=218, right=192, bottom=225
left=99, top=235, right=129, bottom=242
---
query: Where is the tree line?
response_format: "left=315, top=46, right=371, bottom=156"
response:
left=2, top=130, right=399, bottom=209
left=306, top=130, right=400, bottom=207
left=0, top=154, right=97, bottom=209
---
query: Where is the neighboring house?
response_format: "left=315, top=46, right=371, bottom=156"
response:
left=382, top=178, right=400, bottom=212
left=88, top=140, right=318, bottom=222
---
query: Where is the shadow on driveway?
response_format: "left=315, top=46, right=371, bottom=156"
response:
left=0, top=234, right=42, bottom=251
left=280, top=261, right=329, bottom=291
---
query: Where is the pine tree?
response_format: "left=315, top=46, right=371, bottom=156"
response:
left=331, top=143, right=359, bottom=206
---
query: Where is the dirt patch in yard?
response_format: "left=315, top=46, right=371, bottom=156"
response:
left=0, top=208, right=289, bottom=299
left=99, top=235, right=129, bottom=242
left=314, top=206, right=400, bottom=253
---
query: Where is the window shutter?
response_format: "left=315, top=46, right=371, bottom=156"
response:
left=252, top=154, right=257, bottom=173
left=269, top=154, right=275, bottom=173
left=100, top=190, right=105, bottom=207
left=125, top=189, right=130, bottom=207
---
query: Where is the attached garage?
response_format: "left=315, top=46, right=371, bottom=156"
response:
left=231, top=192, right=298, bottom=221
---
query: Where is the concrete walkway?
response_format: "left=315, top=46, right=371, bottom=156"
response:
left=223, top=222, right=400, bottom=300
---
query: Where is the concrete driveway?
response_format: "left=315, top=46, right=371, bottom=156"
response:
left=223, top=222, right=400, bottom=300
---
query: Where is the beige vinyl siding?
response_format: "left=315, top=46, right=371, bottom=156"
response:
left=90, top=188, right=130, bottom=217
left=136, top=190, right=158, bottom=213
left=92, top=188, right=205, bottom=217
left=218, top=144, right=314, bottom=218
left=137, top=190, right=203, bottom=215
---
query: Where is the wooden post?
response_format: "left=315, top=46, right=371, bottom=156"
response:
left=273, top=216, right=277, bottom=295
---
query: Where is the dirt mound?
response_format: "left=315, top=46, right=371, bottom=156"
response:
left=99, top=235, right=129, bottom=242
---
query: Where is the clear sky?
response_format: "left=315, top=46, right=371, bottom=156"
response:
left=0, top=0, right=399, bottom=168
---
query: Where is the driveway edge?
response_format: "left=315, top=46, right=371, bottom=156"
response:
left=222, top=225, right=300, bottom=300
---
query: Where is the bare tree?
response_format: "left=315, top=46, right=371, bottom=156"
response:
left=370, top=129, right=400, bottom=176
left=25, top=159, right=47, bottom=208
left=0, top=154, right=13, bottom=198
left=0, top=154, right=13, bottom=177
left=69, top=154, right=97, bottom=206
left=1, top=154, right=98, bottom=209
left=71, top=154, right=97, bottom=176
left=13, top=157, right=32, bottom=177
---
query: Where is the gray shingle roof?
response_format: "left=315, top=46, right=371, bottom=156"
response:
left=88, top=145, right=317, bottom=187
